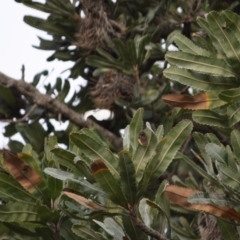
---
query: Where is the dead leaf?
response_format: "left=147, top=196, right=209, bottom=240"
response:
left=162, top=92, right=209, bottom=109
left=63, top=189, right=106, bottom=211
left=165, top=185, right=240, bottom=221
left=1, top=150, right=42, bottom=191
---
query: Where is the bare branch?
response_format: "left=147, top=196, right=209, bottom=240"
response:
left=0, top=72, right=123, bottom=151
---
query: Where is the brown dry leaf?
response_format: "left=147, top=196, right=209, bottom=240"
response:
left=2, top=150, right=42, bottom=191
left=63, top=190, right=106, bottom=211
left=162, top=92, right=209, bottom=109
left=165, top=185, right=240, bottom=221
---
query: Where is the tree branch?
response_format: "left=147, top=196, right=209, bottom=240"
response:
left=0, top=72, right=123, bottom=151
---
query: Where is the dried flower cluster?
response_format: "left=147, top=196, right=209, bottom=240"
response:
left=74, top=0, right=125, bottom=52
left=90, top=71, right=135, bottom=109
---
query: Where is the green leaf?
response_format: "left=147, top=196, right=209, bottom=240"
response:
left=118, top=150, right=137, bottom=205
left=231, top=130, right=240, bottom=161
left=0, top=173, right=38, bottom=203
left=155, top=125, right=164, bottom=141
left=93, top=218, right=125, bottom=240
left=141, top=120, right=193, bottom=190
left=165, top=51, right=236, bottom=78
left=174, top=33, right=210, bottom=57
left=208, top=11, right=240, bottom=69
left=24, top=15, right=73, bottom=38
left=176, top=152, right=218, bottom=184
left=129, top=108, right=144, bottom=155
left=91, top=161, right=128, bottom=208
left=20, top=145, right=43, bottom=178
left=60, top=219, right=82, bottom=240
left=205, top=143, right=227, bottom=164
left=122, top=214, right=148, bottom=240
left=219, top=88, right=240, bottom=104
left=0, top=86, right=16, bottom=108
left=58, top=79, right=70, bottom=102
left=44, top=136, right=58, bottom=162
left=151, top=180, right=170, bottom=236
left=0, top=202, right=40, bottom=222
left=70, top=133, right=119, bottom=178
left=72, top=224, right=106, bottom=240
left=44, top=168, right=105, bottom=197
left=217, top=218, right=239, bottom=239
left=51, top=148, right=83, bottom=174
left=32, top=70, right=48, bottom=87
left=164, top=66, right=239, bottom=91
left=123, top=125, right=131, bottom=151
left=132, top=128, right=158, bottom=184
left=16, top=122, right=46, bottom=153
left=218, top=164, right=240, bottom=193
left=195, top=103, right=240, bottom=128
left=46, top=175, right=63, bottom=200
left=188, top=192, right=236, bottom=207
left=192, top=132, right=214, bottom=175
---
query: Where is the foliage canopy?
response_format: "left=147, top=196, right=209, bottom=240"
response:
left=1, top=0, right=240, bottom=239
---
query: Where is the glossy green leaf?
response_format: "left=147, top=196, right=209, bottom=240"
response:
left=165, top=51, right=236, bottom=78
left=70, top=133, right=119, bottom=178
left=118, top=151, right=137, bottom=205
left=164, top=66, right=239, bottom=91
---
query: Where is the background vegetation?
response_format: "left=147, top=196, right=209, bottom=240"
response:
left=1, top=0, right=240, bottom=239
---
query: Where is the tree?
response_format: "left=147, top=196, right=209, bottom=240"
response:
left=1, top=0, right=240, bottom=239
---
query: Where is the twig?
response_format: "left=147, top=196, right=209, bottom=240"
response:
left=1, top=104, right=37, bottom=123
left=0, top=72, right=123, bottom=151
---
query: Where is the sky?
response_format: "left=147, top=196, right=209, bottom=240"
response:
left=0, top=1, right=111, bottom=149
